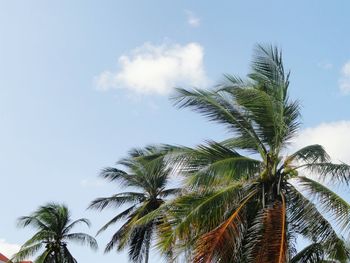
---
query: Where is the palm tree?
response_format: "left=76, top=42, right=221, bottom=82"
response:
left=12, top=203, right=98, bottom=263
left=89, top=146, right=180, bottom=263
left=153, top=45, right=350, bottom=262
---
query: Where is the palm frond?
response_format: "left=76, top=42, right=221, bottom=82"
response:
left=245, top=196, right=287, bottom=263
left=88, top=192, right=145, bottom=210
left=231, top=87, right=282, bottom=149
left=168, top=141, right=261, bottom=187
left=99, top=167, right=131, bottom=184
left=172, top=87, right=267, bottom=154
left=96, top=205, right=137, bottom=236
left=290, top=243, right=324, bottom=263
left=250, top=44, right=288, bottom=93
left=159, top=188, right=182, bottom=198
left=287, top=184, right=349, bottom=260
left=300, top=162, right=350, bottom=184
left=11, top=243, right=43, bottom=262
left=170, top=182, right=249, bottom=240
left=298, top=176, right=350, bottom=234
left=17, top=216, right=49, bottom=230
left=128, top=223, right=154, bottom=263
left=289, top=145, right=330, bottom=164
left=220, top=136, right=262, bottom=153
left=64, top=233, right=98, bottom=250
left=193, top=190, right=256, bottom=262
left=63, top=218, right=91, bottom=235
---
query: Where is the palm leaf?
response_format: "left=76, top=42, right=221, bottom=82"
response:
left=298, top=176, right=350, bottom=234
left=64, top=232, right=98, bottom=250
left=88, top=192, right=145, bottom=210
left=172, top=88, right=267, bottom=154
left=300, top=162, right=350, bottom=184
left=247, top=196, right=287, bottom=263
left=287, top=184, right=349, bottom=260
left=289, top=145, right=330, bottom=164
left=290, top=243, right=324, bottom=263
left=193, top=190, right=256, bottom=262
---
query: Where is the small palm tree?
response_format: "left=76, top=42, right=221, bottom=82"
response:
left=154, top=45, right=350, bottom=262
left=12, top=203, right=97, bottom=263
left=89, top=146, right=180, bottom=263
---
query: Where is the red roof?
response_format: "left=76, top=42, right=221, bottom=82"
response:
left=0, top=252, right=32, bottom=263
left=0, top=253, right=8, bottom=261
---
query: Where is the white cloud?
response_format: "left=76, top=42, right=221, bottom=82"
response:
left=317, top=62, right=333, bottom=70
left=185, top=10, right=200, bottom=27
left=292, top=121, right=350, bottom=163
left=339, top=62, right=350, bottom=94
left=0, top=239, right=21, bottom=258
left=95, top=42, right=208, bottom=95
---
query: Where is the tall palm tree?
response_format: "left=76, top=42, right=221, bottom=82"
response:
left=89, top=146, right=180, bottom=263
left=12, top=203, right=98, bottom=263
left=154, top=45, right=350, bottom=262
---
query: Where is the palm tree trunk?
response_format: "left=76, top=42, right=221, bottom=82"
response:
left=55, top=251, right=59, bottom=263
left=145, top=239, right=150, bottom=263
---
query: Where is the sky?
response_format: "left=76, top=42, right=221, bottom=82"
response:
left=0, top=1, right=350, bottom=262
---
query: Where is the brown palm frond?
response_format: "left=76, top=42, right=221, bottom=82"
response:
left=193, top=191, right=257, bottom=263
left=255, top=194, right=287, bottom=263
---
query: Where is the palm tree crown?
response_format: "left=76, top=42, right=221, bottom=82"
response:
left=12, top=203, right=97, bottom=263
left=89, top=146, right=180, bottom=263
left=153, top=45, right=350, bottom=263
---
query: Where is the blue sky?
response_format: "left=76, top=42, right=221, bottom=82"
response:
left=1, top=1, right=350, bottom=262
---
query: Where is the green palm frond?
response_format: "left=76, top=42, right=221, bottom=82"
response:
left=165, top=141, right=261, bottom=188
left=167, top=182, right=250, bottom=240
left=250, top=44, right=288, bottom=92
left=11, top=243, right=43, bottom=262
left=96, top=205, right=137, bottom=236
left=64, top=233, right=98, bottom=250
left=290, top=243, right=324, bottom=263
left=220, top=136, right=262, bottom=153
left=301, top=162, right=350, bottom=184
left=298, top=176, right=350, bottom=233
left=100, top=167, right=135, bottom=184
left=17, top=216, right=50, bottom=230
left=289, top=145, right=330, bottom=164
left=88, top=192, right=146, bottom=210
left=287, top=184, right=348, bottom=259
left=172, top=87, right=267, bottom=154
left=63, top=218, right=91, bottom=235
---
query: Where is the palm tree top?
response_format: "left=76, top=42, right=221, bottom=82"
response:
left=151, top=44, right=350, bottom=262
left=89, top=147, right=180, bottom=263
left=13, top=202, right=97, bottom=263
left=98, top=146, right=175, bottom=200
left=173, top=44, right=299, bottom=157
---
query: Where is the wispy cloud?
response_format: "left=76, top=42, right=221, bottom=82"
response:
left=317, top=61, right=333, bottom=70
left=292, top=121, right=350, bottom=163
left=185, top=10, right=200, bottom=28
left=0, top=239, right=21, bottom=258
left=95, top=42, right=208, bottom=95
left=339, top=62, right=350, bottom=94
